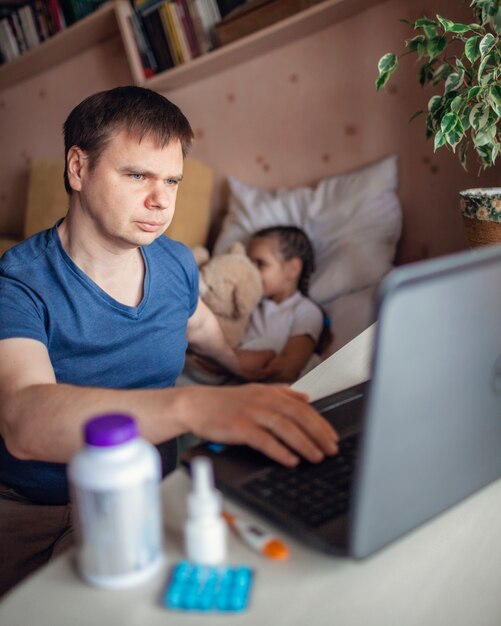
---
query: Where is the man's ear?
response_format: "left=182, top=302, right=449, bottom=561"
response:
left=66, top=146, right=87, bottom=192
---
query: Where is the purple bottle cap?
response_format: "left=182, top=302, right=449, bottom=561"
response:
left=84, top=413, right=138, bottom=447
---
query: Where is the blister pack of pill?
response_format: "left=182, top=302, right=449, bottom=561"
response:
left=162, top=561, right=254, bottom=613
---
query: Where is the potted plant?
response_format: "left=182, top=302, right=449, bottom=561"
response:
left=376, top=0, right=501, bottom=247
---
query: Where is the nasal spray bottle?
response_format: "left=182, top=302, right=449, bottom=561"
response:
left=185, top=456, right=227, bottom=564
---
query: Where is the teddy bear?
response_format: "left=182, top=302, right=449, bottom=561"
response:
left=192, top=241, right=263, bottom=349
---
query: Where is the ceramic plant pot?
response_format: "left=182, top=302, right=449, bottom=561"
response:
left=460, top=188, right=501, bottom=248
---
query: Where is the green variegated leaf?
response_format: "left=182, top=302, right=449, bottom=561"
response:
left=467, top=86, right=482, bottom=99
left=423, top=24, right=438, bottom=38
left=491, top=142, right=501, bottom=164
left=427, top=35, right=447, bottom=59
left=375, top=72, right=390, bottom=90
left=406, top=35, right=426, bottom=52
left=487, top=85, right=501, bottom=118
left=414, top=17, right=437, bottom=28
left=489, top=100, right=501, bottom=117
left=461, top=104, right=472, bottom=130
left=378, top=53, right=398, bottom=73
left=428, top=95, right=443, bottom=113
left=455, top=58, right=470, bottom=75
left=432, top=63, right=453, bottom=85
left=480, top=33, right=496, bottom=55
left=470, top=102, right=491, bottom=131
left=376, top=54, right=399, bottom=90
left=459, top=140, right=470, bottom=171
left=441, top=111, right=459, bottom=133
left=445, top=128, right=463, bottom=150
left=450, top=95, right=465, bottom=112
left=434, top=130, right=446, bottom=150
left=476, top=143, right=498, bottom=168
left=415, top=42, right=426, bottom=58
left=473, top=123, right=497, bottom=145
left=489, top=84, right=501, bottom=106
left=436, top=15, right=454, bottom=30
left=477, top=52, right=493, bottom=80
left=444, top=72, right=462, bottom=93
left=480, top=69, right=495, bottom=86
left=465, top=35, right=481, bottom=62
left=419, top=62, right=435, bottom=85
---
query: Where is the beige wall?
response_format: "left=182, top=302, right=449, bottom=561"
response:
left=0, top=0, right=499, bottom=263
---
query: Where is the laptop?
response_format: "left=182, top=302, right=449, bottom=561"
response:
left=182, top=244, right=501, bottom=558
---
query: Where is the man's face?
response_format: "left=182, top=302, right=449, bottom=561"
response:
left=72, top=129, right=184, bottom=250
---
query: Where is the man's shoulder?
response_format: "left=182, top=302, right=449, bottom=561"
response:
left=0, top=228, right=55, bottom=275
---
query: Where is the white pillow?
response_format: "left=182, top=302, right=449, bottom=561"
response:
left=213, top=155, right=402, bottom=306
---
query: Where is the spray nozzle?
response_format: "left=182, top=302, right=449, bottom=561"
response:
left=188, top=456, right=222, bottom=518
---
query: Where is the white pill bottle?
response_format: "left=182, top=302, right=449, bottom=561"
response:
left=67, top=413, right=164, bottom=589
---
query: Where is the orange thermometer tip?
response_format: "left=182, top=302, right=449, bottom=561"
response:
left=222, top=510, right=290, bottom=560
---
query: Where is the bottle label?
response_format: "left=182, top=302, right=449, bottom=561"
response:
left=72, top=479, right=162, bottom=580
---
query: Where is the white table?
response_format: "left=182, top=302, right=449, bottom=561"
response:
left=1, top=468, right=501, bottom=626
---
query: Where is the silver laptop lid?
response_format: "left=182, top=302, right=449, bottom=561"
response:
left=351, top=244, right=501, bottom=558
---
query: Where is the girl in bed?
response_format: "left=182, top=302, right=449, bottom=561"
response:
left=242, top=225, right=328, bottom=383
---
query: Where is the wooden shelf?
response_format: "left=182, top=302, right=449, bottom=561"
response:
left=142, top=0, right=383, bottom=92
left=0, top=2, right=121, bottom=91
left=0, top=0, right=382, bottom=93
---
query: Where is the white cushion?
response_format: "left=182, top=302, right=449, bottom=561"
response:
left=213, top=155, right=402, bottom=307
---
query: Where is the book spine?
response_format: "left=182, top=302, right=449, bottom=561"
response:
left=169, top=0, right=192, bottom=62
left=185, top=0, right=210, bottom=54
left=161, top=3, right=183, bottom=65
left=142, top=6, right=175, bottom=71
left=47, top=0, right=66, bottom=33
left=0, top=18, right=19, bottom=60
left=206, top=0, right=221, bottom=23
left=192, top=0, right=219, bottom=48
left=20, top=5, right=41, bottom=48
left=9, top=12, right=28, bottom=54
left=32, top=0, right=50, bottom=42
left=175, top=0, right=200, bottom=58
left=128, top=10, right=158, bottom=77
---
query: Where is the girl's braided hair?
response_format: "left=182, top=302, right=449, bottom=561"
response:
left=251, top=225, right=316, bottom=296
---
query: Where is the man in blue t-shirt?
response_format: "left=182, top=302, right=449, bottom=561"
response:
left=0, top=86, right=339, bottom=596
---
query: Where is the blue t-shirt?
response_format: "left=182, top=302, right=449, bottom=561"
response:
left=0, top=222, right=198, bottom=504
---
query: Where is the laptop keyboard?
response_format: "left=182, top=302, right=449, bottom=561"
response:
left=242, top=434, right=359, bottom=528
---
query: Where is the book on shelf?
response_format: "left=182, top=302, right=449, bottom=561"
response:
left=128, top=9, right=158, bottom=77
left=129, top=0, right=215, bottom=75
left=214, top=0, right=327, bottom=47
left=192, top=0, right=220, bottom=49
left=9, top=11, right=28, bottom=54
left=158, top=2, right=183, bottom=65
left=0, top=18, right=19, bottom=61
left=169, top=1, right=193, bottom=64
left=0, top=0, right=109, bottom=67
left=141, top=4, right=176, bottom=71
left=184, top=0, right=210, bottom=55
left=18, top=4, right=40, bottom=49
left=176, top=0, right=200, bottom=59
left=32, top=0, right=51, bottom=42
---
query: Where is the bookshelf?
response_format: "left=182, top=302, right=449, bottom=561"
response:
left=0, top=2, right=121, bottom=90
left=128, top=0, right=385, bottom=91
left=0, top=0, right=383, bottom=92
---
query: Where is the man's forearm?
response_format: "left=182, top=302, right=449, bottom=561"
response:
left=1, top=383, right=190, bottom=464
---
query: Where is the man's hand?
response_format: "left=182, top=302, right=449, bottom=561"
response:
left=180, top=384, right=339, bottom=467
